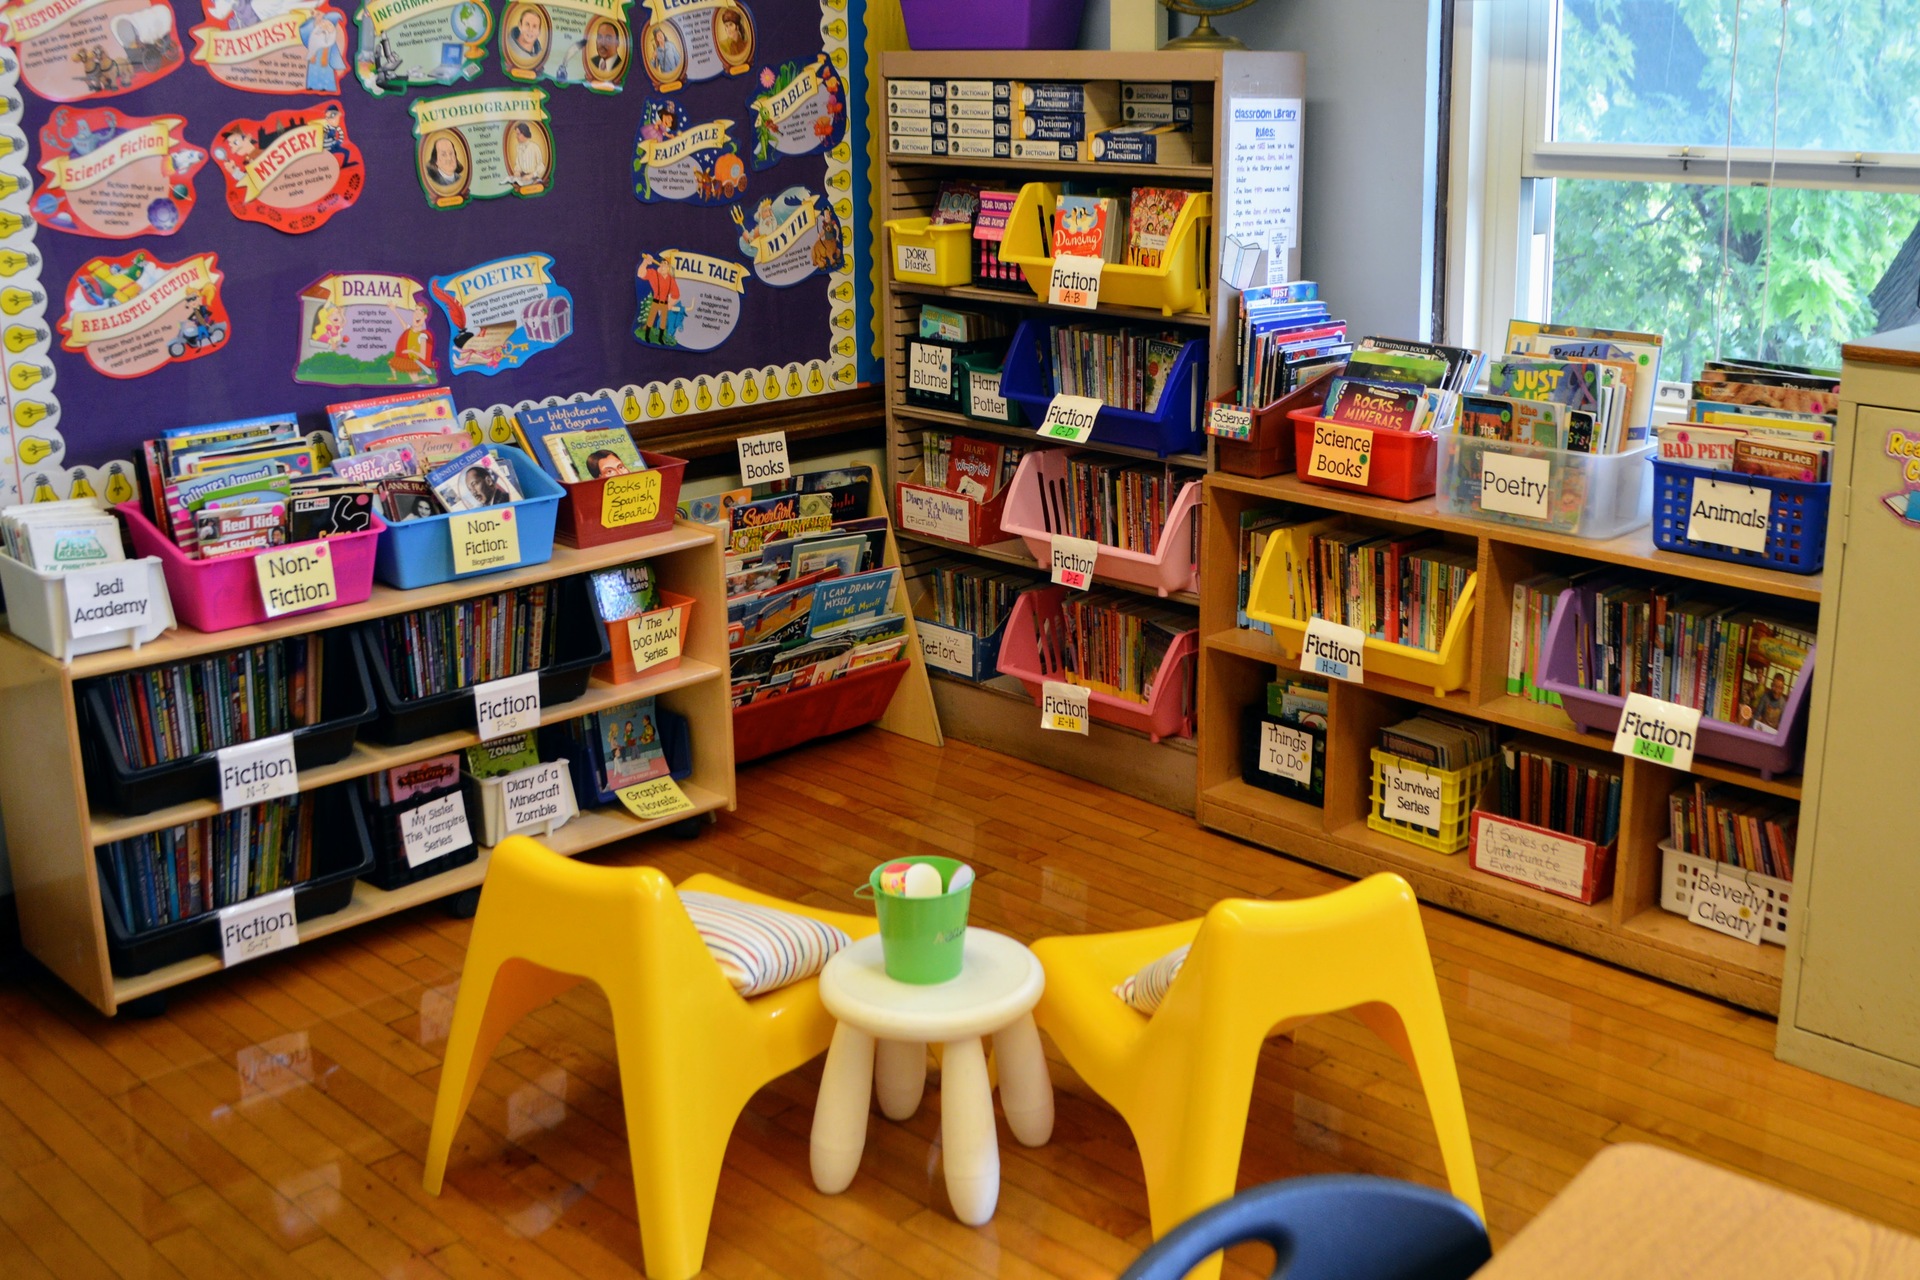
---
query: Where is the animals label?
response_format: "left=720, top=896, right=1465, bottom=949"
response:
left=0, top=0, right=184, bottom=102
left=34, top=107, right=205, bottom=239
left=59, top=250, right=227, bottom=378
left=449, top=505, right=521, bottom=574
left=732, top=184, right=843, bottom=287
left=1305, top=421, right=1373, bottom=487
left=500, top=0, right=631, bottom=91
left=429, top=252, right=573, bottom=376
left=633, top=249, right=743, bottom=351
left=1047, top=254, right=1103, bottom=309
left=1686, top=476, right=1771, bottom=553
left=1300, top=615, right=1364, bottom=683
left=354, top=0, right=491, bottom=94
left=1041, top=679, right=1089, bottom=735
left=474, top=671, right=541, bottom=741
left=617, top=773, right=695, bottom=821
left=1477, top=449, right=1552, bottom=520
left=736, top=429, right=788, bottom=483
left=1258, top=721, right=1313, bottom=787
left=191, top=0, right=349, bottom=94
left=253, top=539, right=337, bottom=616
left=64, top=559, right=154, bottom=637
left=625, top=604, right=680, bottom=673
left=295, top=273, right=435, bottom=387
left=216, top=732, right=298, bottom=810
left=1049, top=533, right=1097, bottom=591
left=212, top=101, right=363, bottom=234
left=411, top=88, right=553, bottom=209
left=745, top=51, right=844, bottom=170
left=632, top=100, right=742, bottom=203
left=400, top=792, right=470, bottom=867
left=1038, top=394, right=1102, bottom=444
left=601, top=469, right=662, bottom=525
left=219, top=887, right=298, bottom=967
left=637, top=0, right=753, bottom=91
left=1612, top=692, right=1700, bottom=770
left=1380, top=761, right=1443, bottom=832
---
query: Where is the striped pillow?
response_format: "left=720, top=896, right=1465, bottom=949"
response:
left=1113, top=944, right=1190, bottom=1015
left=679, top=890, right=852, bottom=997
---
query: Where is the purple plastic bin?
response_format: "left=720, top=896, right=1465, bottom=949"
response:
left=1535, top=590, right=1813, bottom=779
left=901, top=0, right=1087, bottom=50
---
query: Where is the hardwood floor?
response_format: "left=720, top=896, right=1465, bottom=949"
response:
left=3, top=729, right=1918, bottom=1279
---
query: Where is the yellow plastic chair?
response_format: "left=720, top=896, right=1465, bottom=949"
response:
left=1032, top=873, right=1481, bottom=1280
left=422, top=835, right=876, bottom=1280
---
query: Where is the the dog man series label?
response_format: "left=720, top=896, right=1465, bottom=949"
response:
left=34, top=107, right=206, bottom=238
left=295, top=272, right=436, bottom=387
left=731, top=185, right=842, bottom=287
left=354, top=0, right=490, bottom=95
left=636, top=0, right=751, bottom=92
left=59, top=250, right=228, bottom=379
left=213, top=100, right=364, bottom=233
left=746, top=52, right=843, bottom=171
left=0, top=0, right=183, bottom=101
left=410, top=88, right=553, bottom=209
left=632, top=97, right=741, bottom=202
left=499, top=0, right=630, bottom=91
left=429, top=252, right=572, bottom=376
left=633, top=248, right=742, bottom=351
left=191, top=0, right=350, bottom=94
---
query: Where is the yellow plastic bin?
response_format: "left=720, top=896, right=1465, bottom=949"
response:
left=885, top=216, right=976, bottom=287
left=1367, top=749, right=1495, bottom=855
left=997, top=181, right=1212, bottom=316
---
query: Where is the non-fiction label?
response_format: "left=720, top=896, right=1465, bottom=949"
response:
left=1612, top=692, right=1701, bottom=770
left=1208, top=402, right=1253, bottom=441
left=1688, top=871, right=1765, bottom=944
left=1038, top=393, right=1102, bottom=444
left=1258, top=721, right=1313, bottom=786
left=894, top=242, right=937, bottom=277
left=448, top=507, right=522, bottom=575
left=474, top=672, right=541, bottom=741
left=254, top=541, right=338, bottom=618
left=1301, top=616, right=1365, bottom=683
left=1380, top=762, right=1443, bottom=832
left=1477, top=450, right=1553, bottom=520
left=219, top=887, right=298, bottom=967
left=65, top=561, right=154, bottom=639
left=969, top=369, right=1009, bottom=421
left=217, top=733, right=299, bottom=811
left=501, top=761, right=570, bottom=834
left=1305, top=421, right=1374, bottom=487
left=738, top=430, right=791, bottom=484
left=1050, top=534, right=1099, bottom=591
left=1047, top=253, right=1103, bottom=309
left=601, top=470, right=664, bottom=527
left=1041, top=680, right=1089, bottom=734
left=898, top=485, right=972, bottom=541
left=625, top=606, right=682, bottom=674
left=400, top=793, right=471, bottom=868
left=909, top=341, right=952, bottom=397
left=916, top=621, right=974, bottom=676
left=1686, top=476, right=1771, bottom=553
left=617, top=774, right=696, bottom=821
left=1473, top=818, right=1590, bottom=899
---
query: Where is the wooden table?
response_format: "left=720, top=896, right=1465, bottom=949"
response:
left=1477, top=1144, right=1920, bottom=1278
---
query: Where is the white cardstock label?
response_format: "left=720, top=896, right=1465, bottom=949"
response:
left=1304, top=421, right=1374, bottom=487
left=1258, top=721, right=1313, bottom=786
left=625, top=607, right=683, bottom=674
left=908, top=341, right=953, bottom=398
left=1047, top=253, right=1104, bottom=308
left=65, top=561, right=155, bottom=639
left=501, top=762, right=571, bottom=835
left=1473, top=818, right=1591, bottom=899
left=1686, top=476, right=1772, bottom=553
left=216, top=733, right=299, bottom=812
left=1477, top=450, right=1553, bottom=520
left=1041, top=679, right=1090, bottom=734
left=401, top=793, right=471, bottom=868
left=1300, top=615, right=1366, bottom=683
left=737, top=430, right=791, bottom=485
left=895, top=241, right=937, bottom=277
left=1050, top=534, right=1099, bottom=591
left=1208, top=402, right=1253, bottom=441
left=1688, top=870, right=1765, bottom=944
left=1381, top=762, right=1444, bottom=832
left=1613, top=692, right=1701, bottom=771
left=916, top=621, right=975, bottom=676
left=1038, top=393, right=1103, bottom=444
left=898, top=485, right=974, bottom=541
left=969, top=369, right=1010, bottom=421
left=474, top=672, right=542, bottom=742
left=219, top=887, right=298, bottom=968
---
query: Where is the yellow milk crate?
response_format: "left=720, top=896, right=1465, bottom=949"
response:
left=885, top=216, right=976, bottom=286
left=1368, top=749, right=1496, bottom=855
left=997, top=181, right=1212, bottom=316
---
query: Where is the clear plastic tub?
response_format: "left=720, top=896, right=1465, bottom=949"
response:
left=1436, top=436, right=1654, bottom=539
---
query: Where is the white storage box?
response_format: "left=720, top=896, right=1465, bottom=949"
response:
left=1436, top=436, right=1653, bottom=539
left=1658, top=840, right=1790, bottom=946
left=0, top=552, right=173, bottom=660
left=462, top=761, right=579, bottom=847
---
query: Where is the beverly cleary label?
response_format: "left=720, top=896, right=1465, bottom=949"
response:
left=474, top=672, right=541, bottom=741
left=1687, top=477, right=1771, bottom=553
left=1050, top=534, right=1098, bottom=591
left=1380, top=762, right=1443, bottom=832
left=1477, top=450, right=1552, bottom=521
left=254, top=541, right=337, bottom=617
left=449, top=506, right=521, bottom=574
left=1301, top=616, right=1365, bottom=683
left=401, top=792, right=471, bottom=867
left=217, top=733, right=298, bottom=811
left=1047, top=253, right=1103, bottom=309
left=501, top=761, right=570, bottom=834
left=65, top=561, right=152, bottom=637
left=220, top=887, right=297, bottom=967
left=1473, top=818, right=1590, bottom=900
left=1305, top=421, right=1373, bottom=487
left=737, top=429, right=790, bottom=483
left=1258, top=721, right=1313, bottom=786
left=625, top=605, right=681, bottom=673
left=1612, top=692, right=1701, bottom=770
left=1039, top=393, right=1102, bottom=444
left=1041, top=680, right=1089, bottom=735
left=1688, top=869, right=1765, bottom=944
left=617, top=774, right=695, bottom=821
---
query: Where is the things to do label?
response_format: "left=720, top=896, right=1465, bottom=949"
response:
left=1300, top=615, right=1365, bottom=683
left=474, top=672, right=541, bottom=741
left=1686, top=476, right=1771, bottom=553
left=1258, top=721, right=1313, bottom=786
left=1041, top=680, right=1089, bottom=734
left=1039, top=393, right=1102, bottom=444
left=217, top=733, right=299, bottom=811
left=1612, top=691, right=1701, bottom=770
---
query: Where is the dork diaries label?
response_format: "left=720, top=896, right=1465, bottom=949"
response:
left=354, top=0, right=490, bottom=95
left=34, top=106, right=206, bottom=238
left=296, top=272, right=436, bottom=387
left=191, top=0, right=350, bottom=95
left=59, top=250, right=227, bottom=379
left=0, top=0, right=184, bottom=102
left=631, top=97, right=741, bottom=203
left=745, top=52, right=843, bottom=171
left=429, top=252, right=572, bottom=376
left=410, top=88, right=553, bottom=209
left=731, top=185, right=842, bottom=288
left=500, top=0, right=631, bottom=92
left=213, top=100, right=364, bottom=233
left=636, top=0, right=751, bottom=92
left=633, top=248, right=742, bottom=351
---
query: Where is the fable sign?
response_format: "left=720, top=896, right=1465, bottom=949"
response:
left=217, top=733, right=298, bottom=811
left=1041, top=679, right=1089, bottom=735
left=254, top=541, right=337, bottom=618
left=65, top=561, right=154, bottom=639
left=737, top=430, right=791, bottom=485
left=1301, top=615, right=1366, bottom=683
left=220, top=887, right=298, bottom=968
left=1047, top=253, right=1104, bottom=309
left=1050, top=534, right=1098, bottom=591
left=1612, top=692, right=1700, bottom=771
left=474, top=672, right=541, bottom=742
left=1039, top=393, right=1102, bottom=445
left=1686, top=477, right=1771, bottom=554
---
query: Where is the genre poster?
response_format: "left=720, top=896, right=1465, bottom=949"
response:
left=633, top=248, right=742, bottom=351
left=354, top=0, right=490, bottom=96
left=636, top=0, right=751, bottom=93
left=499, top=0, right=630, bottom=92
left=632, top=98, right=741, bottom=203
left=190, top=0, right=350, bottom=94
left=295, top=272, right=435, bottom=387
left=732, top=186, right=842, bottom=288
left=745, top=52, right=843, bottom=171
left=428, top=252, right=572, bottom=376
left=410, top=88, right=553, bottom=209
left=0, top=0, right=184, bottom=102
left=58, top=250, right=228, bottom=379
left=34, top=106, right=206, bottom=238
left=212, top=100, right=363, bottom=232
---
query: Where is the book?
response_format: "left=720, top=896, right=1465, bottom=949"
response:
left=561, top=428, right=646, bottom=481
left=1733, top=437, right=1829, bottom=482
left=428, top=447, right=523, bottom=512
left=1051, top=194, right=1123, bottom=262
left=465, top=733, right=539, bottom=779
left=596, top=699, right=668, bottom=790
left=945, top=436, right=1005, bottom=500
left=590, top=563, right=657, bottom=622
left=380, top=478, right=439, bottom=522
left=1125, top=188, right=1192, bottom=269
left=1326, top=379, right=1428, bottom=432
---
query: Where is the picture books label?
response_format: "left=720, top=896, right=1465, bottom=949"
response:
left=1477, top=449, right=1552, bottom=521
left=602, top=470, right=663, bottom=526
left=64, top=560, right=154, bottom=638
left=625, top=604, right=681, bottom=673
left=1049, top=534, right=1098, bottom=591
left=1038, top=394, right=1101, bottom=444
left=217, top=733, right=298, bottom=811
left=475, top=672, right=541, bottom=741
left=401, top=792, right=470, bottom=868
left=1047, top=254, right=1103, bottom=310
left=617, top=773, right=695, bottom=821
left=220, top=888, right=298, bottom=967
left=1380, top=762, right=1443, bottom=832
left=1301, top=616, right=1365, bottom=684
left=254, top=540, right=337, bottom=617
left=1258, top=721, right=1312, bottom=787
left=449, top=506, right=521, bottom=574
left=1305, top=421, right=1372, bottom=487
left=1686, top=476, right=1771, bottom=553
left=1612, top=692, right=1699, bottom=771
left=1041, top=680, right=1089, bottom=735
left=737, top=429, right=789, bottom=483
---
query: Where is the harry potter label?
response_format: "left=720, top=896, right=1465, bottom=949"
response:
left=1306, top=421, right=1373, bottom=487
left=908, top=340, right=950, bottom=397
left=633, top=248, right=742, bottom=351
left=1687, top=869, right=1765, bottom=944
left=449, top=506, right=521, bottom=574
left=355, top=0, right=491, bottom=94
left=737, top=429, right=788, bottom=484
left=1612, top=692, right=1700, bottom=770
left=1472, top=818, right=1590, bottom=900
left=617, top=773, right=695, bottom=821
left=625, top=604, right=680, bottom=673
left=213, top=101, right=362, bottom=234
left=1041, top=680, right=1090, bottom=735
left=1301, top=615, right=1365, bottom=683
left=0, top=0, right=184, bottom=102
left=638, top=0, right=754, bottom=91
left=1686, top=476, right=1771, bottom=554
left=1208, top=402, right=1252, bottom=441
left=897, top=485, right=970, bottom=541
left=64, top=559, right=153, bottom=637
left=1050, top=533, right=1098, bottom=591
left=474, top=671, right=541, bottom=741
left=745, top=52, right=844, bottom=170
left=501, top=0, right=631, bottom=92
left=1258, top=720, right=1313, bottom=786
left=1477, top=449, right=1552, bottom=520
left=35, top=107, right=205, bottom=239
left=401, top=792, right=470, bottom=867
left=1380, top=762, right=1442, bottom=832
left=412, top=89, right=553, bottom=209
left=970, top=371, right=1010, bottom=421
left=501, top=761, right=570, bottom=833
left=296, top=273, right=435, bottom=388
left=734, top=184, right=842, bottom=287
left=915, top=621, right=973, bottom=677
left=192, top=1, right=349, bottom=94
left=60, top=250, right=227, bottom=378
left=601, top=469, right=662, bottom=525
left=254, top=540, right=337, bottom=616
left=217, top=733, right=298, bottom=811
left=1039, top=393, right=1102, bottom=444
left=1047, top=254, right=1103, bottom=309
left=430, top=253, right=573, bottom=376
left=632, top=100, right=741, bottom=203
left=220, top=887, right=297, bottom=967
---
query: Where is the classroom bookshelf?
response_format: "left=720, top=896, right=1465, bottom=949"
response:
left=1197, top=471, right=1817, bottom=1013
left=0, top=522, right=734, bottom=1016
left=880, top=48, right=1304, bottom=811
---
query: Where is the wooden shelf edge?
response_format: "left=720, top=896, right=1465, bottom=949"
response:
left=887, top=153, right=1213, bottom=181
left=886, top=280, right=1213, bottom=329
left=890, top=401, right=1212, bottom=470
left=895, top=530, right=1200, bottom=607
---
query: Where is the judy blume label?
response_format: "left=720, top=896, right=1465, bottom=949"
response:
left=216, top=733, right=299, bottom=811
left=1612, top=692, right=1701, bottom=771
left=1688, top=869, right=1765, bottom=944
left=909, top=341, right=952, bottom=397
left=220, top=888, right=298, bottom=968
left=1301, top=615, right=1365, bottom=683
left=474, top=672, right=541, bottom=742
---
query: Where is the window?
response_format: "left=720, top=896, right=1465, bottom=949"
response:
left=1451, top=0, right=1920, bottom=380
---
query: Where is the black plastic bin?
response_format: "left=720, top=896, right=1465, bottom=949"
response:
left=359, top=574, right=611, bottom=746
left=541, top=709, right=692, bottom=810
left=79, top=629, right=377, bottom=818
left=361, top=761, right=479, bottom=891
left=95, top=785, right=374, bottom=977
left=1239, top=706, right=1326, bottom=806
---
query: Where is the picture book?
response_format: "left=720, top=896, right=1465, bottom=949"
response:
left=380, top=478, right=439, bottom=521
left=1125, top=187, right=1191, bottom=269
left=1741, top=618, right=1815, bottom=732
left=930, top=180, right=981, bottom=226
left=808, top=567, right=899, bottom=638
left=465, top=733, right=539, bottom=779
left=333, top=446, right=419, bottom=484
left=1051, top=194, right=1122, bottom=261
left=1655, top=425, right=1742, bottom=470
left=735, top=578, right=819, bottom=649
left=512, top=397, right=631, bottom=480
left=590, top=563, right=657, bottom=622
left=1345, top=349, right=1450, bottom=389
left=1460, top=394, right=1564, bottom=447
left=1488, top=358, right=1601, bottom=413
left=596, top=698, right=668, bottom=790
left=1326, top=379, right=1427, bottom=432
left=727, top=492, right=833, bottom=554
left=1506, top=320, right=1663, bottom=430
left=561, top=429, right=646, bottom=481
left=1144, top=339, right=1183, bottom=413
left=791, top=534, right=866, bottom=580
left=329, top=388, right=460, bottom=449
left=429, top=447, right=523, bottom=511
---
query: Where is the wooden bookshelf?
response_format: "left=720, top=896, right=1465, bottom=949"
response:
left=0, top=521, right=734, bottom=1015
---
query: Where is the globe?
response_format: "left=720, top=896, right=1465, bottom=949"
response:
left=1159, top=0, right=1263, bottom=50
left=450, top=1, right=490, bottom=43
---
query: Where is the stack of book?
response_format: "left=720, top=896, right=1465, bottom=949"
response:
left=1380, top=711, right=1499, bottom=770
left=1029, top=454, right=1198, bottom=555
left=1656, top=357, right=1839, bottom=482
left=927, top=561, right=1026, bottom=638
left=885, top=77, right=1012, bottom=160
left=1300, top=528, right=1474, bottom=653
left=1668, top=780, right=1797, bottom=881
left=97, top=796, right=315, bottom=932
left=91, top=636, right=328, bottom=766
left=514, top=396, right=651, bottom=484
left=374, top=584, right=560, bottom=701
left=1468, top=320, right=1666, bottom=454
left=1315, top=336, right=1487, bottom=437
left=1506, top=571, right=1585, bottom=705
left=1, top=497, right=124, bottom=572
left=1032, top=591, right=1187, bottom=706
left=1046, top=187, right=1202, bottom=271
left=919, top=432, right=1024, bottom=503
left=1011, top=80, right=1117, bottom=162
left=1493, top=742, right=1622, bottom=846
left=1047, top=323, right=1185, bottom=413
left=1231, top=281, right=1347, bottom=409
left=1265, top=675, right=1328, bottom=729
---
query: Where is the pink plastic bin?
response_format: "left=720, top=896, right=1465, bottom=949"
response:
left=999, top=450, right=1201, bottom=597
left=994, top=585, right=1196, bottom=742
left=117, top=502, right=385, bottom=633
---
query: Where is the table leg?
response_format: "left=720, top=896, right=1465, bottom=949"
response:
left=940, top=1036, right=999, bottom=1225
left=993, top=1013, right=1054, bottom=1147
left=875, top=1039, right=926, bottom=1121
left=810, top=1022, right=874, bottom=1194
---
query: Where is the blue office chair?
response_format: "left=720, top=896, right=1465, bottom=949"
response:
left=1119, top=1175, right=1491, bottom=1280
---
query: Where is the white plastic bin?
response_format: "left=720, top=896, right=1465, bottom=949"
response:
left=1658, top=841, right=1790, bottom=946
left=462, top=761, right=579, bottom=847
left=0, top=552, right=173, bottom=660
left=1436, top=436, right=1653, bottom=539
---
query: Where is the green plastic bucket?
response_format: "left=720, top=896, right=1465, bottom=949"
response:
left=860, top=856, right=972, bottom=983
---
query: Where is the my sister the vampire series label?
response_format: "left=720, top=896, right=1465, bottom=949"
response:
left=212, top=100, right=364, bottom=233
left=499, top=0, right=632, bottom=92
left=190, top=0, right=350, bottom=95
left=34, top=106, right=206, bottom=238
left=410, top=88, right=553, bottom=210
left=0, top=0, right=184, bottom=102
left=59, top=250, right=228, bottom=378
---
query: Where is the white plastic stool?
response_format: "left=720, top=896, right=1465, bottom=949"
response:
left=809, top=928, right=1052, bottom=1225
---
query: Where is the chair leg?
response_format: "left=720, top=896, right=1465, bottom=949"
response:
left=940, top=1036, right=1000, bottom=1226
left=812, top=1022, right=877, bottom=1192
left=993, top=1014, right=1053, bottom=1147
left=1132, top=1122, right=1246, bottom=1280
left=1355, top=999, right=1484, bottom=1221
left=874, top=1038, right=925, bottom=1121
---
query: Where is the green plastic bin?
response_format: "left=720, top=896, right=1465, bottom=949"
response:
left=861, top=856, right=973, bottom=984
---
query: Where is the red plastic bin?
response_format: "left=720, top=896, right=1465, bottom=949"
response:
left=1289, top=408, right=1439, bottom=502
left=554, top=451, right=688, bottom=548
left=732, top=660, right=910, bottom=764
left=994, top=585, right=1196, bottom=742
left=117, top=501, right=384, bottom=633
left=595, top=590, right=695, bottom=684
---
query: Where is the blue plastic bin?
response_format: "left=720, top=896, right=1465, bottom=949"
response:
left=998, top=319, right=1206, bottom=457
left=373, top=446, right=565, bottom=589
left=1650, top=458, right=1830, bottom=576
